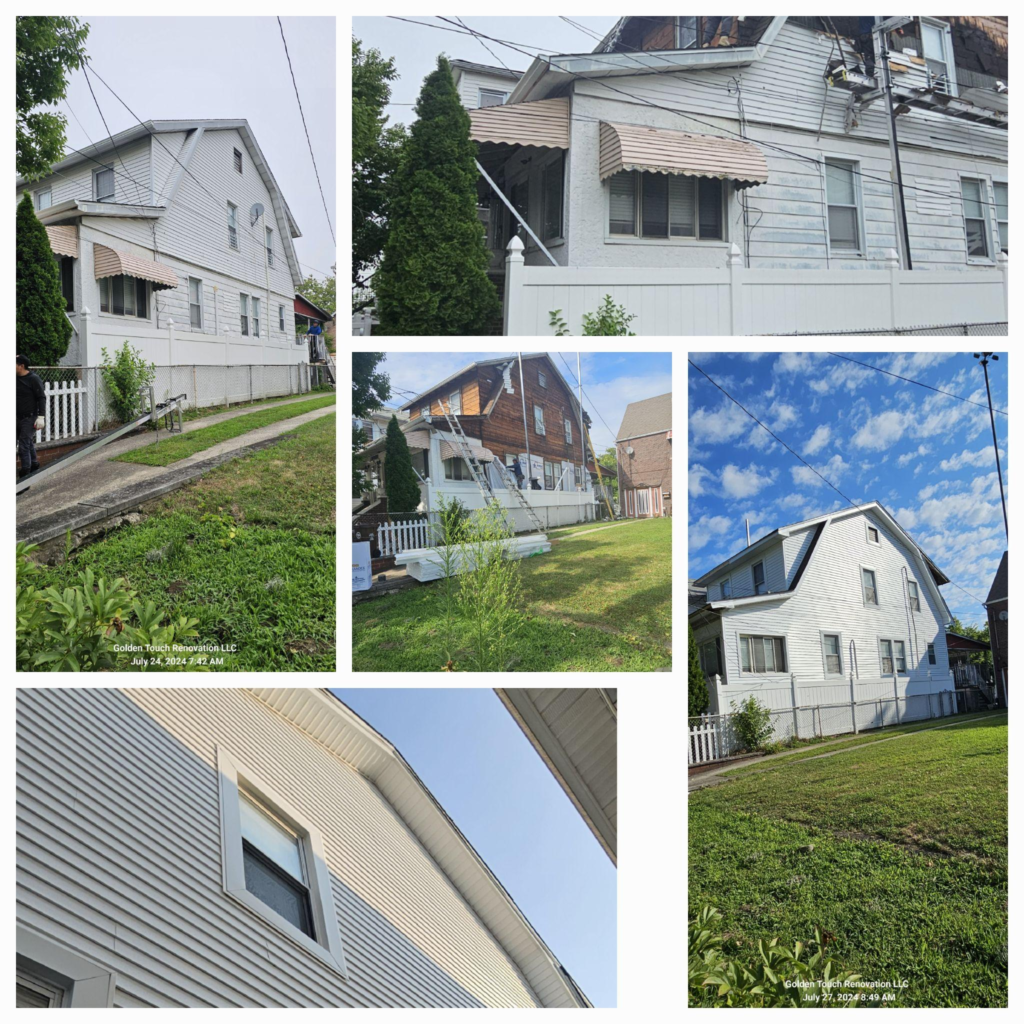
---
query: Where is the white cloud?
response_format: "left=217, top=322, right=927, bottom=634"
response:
left=689, top=463, right=712, bottom=497
left=852, top=410, right=907, bottom=451
left=790, top=454, right=849, bottom=489
left=938, top=446, right=1005, bottom=472
left=721, top=462, right=776, bottom=499
left=803, top=424, right=831, bottom=456
left=896, top=444, right=931, bottom=468
left=689, top=401, right=750, bottom=445
left=770, top=401, right=799, bottom=430
left=773, top=352, right=814, bottom=374
left=689, top=514, right=733, bottom=551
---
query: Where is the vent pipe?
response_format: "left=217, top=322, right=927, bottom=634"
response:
left=746, top=518, right=751, bottom=547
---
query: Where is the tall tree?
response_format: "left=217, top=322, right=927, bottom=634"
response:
left=383, top=415, right=421, bottom=519
left=298, top=271, right=336, bottom=318
left=689, top=626, right=710, bottom=718
left=16, top=192, right=72, bottom=366
left=373, top=56, right=499, bottom=336
left=352, top=352, right=391, bottom=496
left=16, top=16, right=90, bottom=181
left=598, top=446, right=619, bottom=500
left=352, top=38, right=405, bottom=304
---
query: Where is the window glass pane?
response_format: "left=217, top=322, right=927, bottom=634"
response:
left=543, top=154, right=563, bottom=239
left=668, top=175, right=695, bottom=236
left=698, top=178, right=723, bottom=239
left=752, top=638, right=766, bottom=673
left=740, top=637, right=751, bottom=672
left=894, top=641, right=906, bottom=671
left=826, top=161, right=856, bottom=206
left=641, top=173, right=669, bottom=237
left=993, top=183, right=1008, bottom=221
left=678, top=16, right=697, bottom=48
left=965, top=218, right=988, bottom=257
left=721, top=577, right=731, bottom=598
left=961, top=179, right=983, bottom=218
left=609, top=171, right=636, bottom=234
left=60, top=257, right=74, bottom=312
left=112, top=275, right=125, bottom=316
left=829, top=206, right=859, bottom=249
left=998, top=221, right=1007, bottom=253
left=825, top=634, right=839, bottom=656
left=922, top=23, right=945, bottom=59
left=763, top=637, right=776, bottom=672
left=135, top=278, right=147, bottom=319
left=479, top=89, right=506, bottom=107
left=242, top=843, right=313, bottom=937
left=775, top=638, right=787, bottom=672
left=100, top=276, right=109, bottom=312
left=96, top=168, right=114, bottom=198
left=240, top=792, right=305, bottom=882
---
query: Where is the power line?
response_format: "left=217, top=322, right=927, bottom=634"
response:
left=554, top=354, right=618, bottom=445
left=82, top=64, right=144, bottom=208
left=456, top=16, right=511, bottom=71
left=828, top=353, right=1007, bottom=416
left=277, top=17, right=335, bottom=245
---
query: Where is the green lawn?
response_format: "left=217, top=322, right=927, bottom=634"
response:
left=353, top=516, right=671, bottom=671
left=690, top=713, right=1008, bottom=1007
left=178, top=387, right=334, bottom=424
left=114, top=393, right=336, bottom=466
left=35, top=413, right=336, bottom=671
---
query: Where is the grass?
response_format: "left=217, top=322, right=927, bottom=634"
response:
left=690, top=713, right=1008, bottom=1007
left=34, top=413, right=336, bottom=671
left=114, top=393, right=336, bottom=466
left=178, top=387, right=334, bottom=424
left=352, top=516, right=671, bottom=671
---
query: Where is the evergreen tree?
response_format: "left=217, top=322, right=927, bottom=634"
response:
left=689, top=625, right=710, bottom=718
left=16, top=191, right=72, bottom=366
left=352, top=352, right=391, bottom=497
left=384, top=414, right=421, bottom=519
left=373, top=56, right=499, bottom=335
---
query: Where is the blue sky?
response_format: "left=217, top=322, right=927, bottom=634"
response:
left=328, top=689, right=617, bottom=1008
left=376, top=350, right=671, bottom=453
left=688, top=351, right=1008, bottom=627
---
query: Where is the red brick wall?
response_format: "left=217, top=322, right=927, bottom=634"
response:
left=617, top=432, right=672, bottom=516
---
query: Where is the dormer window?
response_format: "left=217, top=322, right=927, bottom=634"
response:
left=478, top=88, right=507, bottom=107
left=752, top=561, right=766, bottom=595
left=720, top=577, right=731, bottom=599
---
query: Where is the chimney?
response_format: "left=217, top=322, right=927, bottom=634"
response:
left=746, top=518, right=751, bottom=547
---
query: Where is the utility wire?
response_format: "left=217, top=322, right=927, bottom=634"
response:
left=555, top=354, right=618, bottom=446
left=828, top=353, right=1007, bottom=416
left=82, top=63, right=144, bottom=208
left=277, top=17, right=335, bottom=245
left=457, top=16, right=511, bottom=71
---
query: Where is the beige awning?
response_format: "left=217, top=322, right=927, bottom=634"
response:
left=45, top=225, right=78, bottom=259
left=93, top=244, right=178, bottom=290
left=402, top=430, right=432, bottom=450
left=599, top=121, right=769, bottom=189
left=469, top=97, right=570, bottom=150
left=440, top=440, right=494, bottom=463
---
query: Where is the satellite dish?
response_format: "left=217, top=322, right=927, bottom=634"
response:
left=626, top=446, right=634, bottom=455
left=249, top=202, right=265, bottom=226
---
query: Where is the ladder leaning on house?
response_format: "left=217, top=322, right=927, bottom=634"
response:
left=439, top=401, right=545, bottom=533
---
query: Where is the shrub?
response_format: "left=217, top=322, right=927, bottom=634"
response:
left=100, top=341, right=156, bottom=424
left=688, top=624, right=710, bottom=717
left=731, top=695, right=774, bottom=751
left=550, top=294, right=637, bottom=336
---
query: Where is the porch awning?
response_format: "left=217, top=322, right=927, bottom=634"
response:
left=469, top=97, right=570, bottom=150
left=440, top=440, right=494, bottom=463
left=599, top=121, right=769, bottom=189
left=45, top=225, right=78, bottom=259
left=93, top=244, right=178, bottom=290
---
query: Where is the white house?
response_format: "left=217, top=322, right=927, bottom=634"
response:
left=689, top=503, right=955, bottom=728
left=17, top=119, right=308, bottom=368
left=15, top=687, right=591, bottom=1008
left=456, top=16, right=1008, bottom=335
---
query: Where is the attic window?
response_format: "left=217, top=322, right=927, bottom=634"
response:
left=94, top=167, right=114, bottom=202
left=538, top=371, right=547, bottom=388
left=752, top=561, right=766, bottom=595
left=866, top=523, right=880, bottom=545
left=234, top=148, right=243, bottom=173
left=478, top=88, right=507, bottom=107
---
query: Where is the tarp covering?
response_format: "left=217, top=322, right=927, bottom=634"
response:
left=599, top=121, right=769, bottom=188
left=93, top=244, right=178, bottom=289
left=469, top=97, right=570, bottom=150
left=45, top=225, right=78, bottom=258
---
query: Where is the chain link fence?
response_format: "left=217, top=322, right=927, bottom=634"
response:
left=767, top=322, right=1007, bottom=336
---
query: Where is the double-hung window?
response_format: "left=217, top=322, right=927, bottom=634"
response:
left=752, top=561, right=766, bottom=595
left=928, top=643, right=937, bottom=665
left=266, top=226, right=274, bottom=266
left=99, top=275, right=148, bottom=319
left=252, top=297, right=261, bottom=338
left=907, top=579, right=921, bottom=612
left=862, top=568, right=878, bottom=605
left=921, top=18, right=955, bottom=95
left=94, top=167, right=115, bottom=202
left=994, top=182, right=1008, bottom=254
left=564, top=417, right=572, bottom=445
left=444, top=457, right=471, bottom=481
left=279, top=305, right=285, bottom=331
left=216, top=747, right=347, bottom=976
left=542, top=153, right=564, bottom=241
left=478, top=88, right=507, bottom=107
left=608, top=170, right=723, bottom=240
left=227, top=202, right=239, bottom=250
left=825, top=159, right=861, bottom=253
left=544, top=460, right=556, bottom=490
left=188, top=277, right=203, bottom=329
left=448, top=389, right=461, bottom=415
left=822, top=633, right=843, bottom=675
left=740, top=634, right=787, bottom=674
left=961, top=178, right=990, bottom=259
left=880, top=639, right=907, bottom=675
left=720, top=577, right=731, bottom=599
left=534, top=404, right=545, bottom=435
left=35, top=187, right=52, bottom=211
left=240, top=293, right=250, bottom=335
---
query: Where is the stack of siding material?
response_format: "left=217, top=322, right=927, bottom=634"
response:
left=397, top=536, right=551, bottom=582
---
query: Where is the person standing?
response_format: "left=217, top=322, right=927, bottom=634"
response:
left=16, top=355, right=45, bottom=479
left=511, top=455, right=525, bottom=489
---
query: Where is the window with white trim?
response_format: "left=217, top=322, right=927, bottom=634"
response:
left=534, top=404, right=545, bottom=435
left=920, top=18, right=955, bottom=95
left=252, top=296, right=261, bottom=338
left=907, top=579, right=921, bottom=612
left=862, top=567, right=878, bottom=605
left=478, top=88, right=507, bottom=107
left=421, top=405, right=430, bottom=417
left=17, top=972, right=64, bottom=1007
left=16, top=927, right=115, bottom=1007
left=444, top=457, right=471, bottom=481
left=266, top=226, right=274, bottom=266
left=216, top=747, right=347, bottom=977
left=544, top=460, right=556, bottom=490
left=928, top=643, right=937, bottom=665
left=279, top=305, right=285, bottom=331
left=188, top=277, right=203, bottom=329
left=822, top=632, right=843, bottom=675
left=448, top=389, right=461, bottom=415
left=99, top=275, right=148, bottom=319
left=879, top=638, right=907, bottom=675
left=994, top=182, right=1008, bottom=254
left=961, top=178, right=990, bottom=259
left=35, top=187, right=52, bottom=211
left=866, top=523, right=880, bottom=545
left=740, top=634, right=787, bottom=674
left=752, top=560, right=766, bottom=595
left=608, top=170, right=723, bottom=240
left=636, top=488, right=651, bottom=515
left=720, top=576, right=731, bottom=599
left=228, top=202, right=239, bottom=250
left=233, top=147, right=243, bottom=173
left=825, top=159, right=861, bottom=252
left=240, top=292, right=250, bottom=335
left=94, top=167, right=114, bottom=202
left=564, top=417, right=572, bottom=445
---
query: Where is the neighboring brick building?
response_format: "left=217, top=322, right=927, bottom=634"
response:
left=984, top=550, right=1008, bottom=708
left=615, top=393, right=671, bottom=518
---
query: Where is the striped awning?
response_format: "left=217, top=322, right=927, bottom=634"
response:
left=93, top=244, right=178, bottom=290
left=599, top=121, right=769, bottom=189
left=440, top=440, right=494, bottom=463
left=45, top=225, right=78, bottom=258
left=469, top=97, right=570, bottom=150
left=402, top=430, right=432, bottom=450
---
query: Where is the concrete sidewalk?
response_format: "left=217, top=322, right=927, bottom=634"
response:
left=17, top=400, right=335, bottom=545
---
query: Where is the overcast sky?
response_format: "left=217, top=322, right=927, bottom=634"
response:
left=50, top=16, right=336, bottom=282
left=352, top=16, right=618, bottom=130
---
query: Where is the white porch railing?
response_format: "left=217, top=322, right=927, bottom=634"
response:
left=36, top=379, right=88, bottom=443
left=377, top=518, right=433, bottom=557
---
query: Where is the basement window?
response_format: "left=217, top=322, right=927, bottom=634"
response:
left=740, top=634, right=787, bottom=674
left=608, top=170, right=723, bottom=240
left=216, top=747, right=348, bottom=976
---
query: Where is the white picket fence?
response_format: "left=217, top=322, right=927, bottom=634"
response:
left=376, top=518, right=433, bottom=557
left=688, top=715, right=737, bottom=767
left=36, top=380, right=88, bottom=443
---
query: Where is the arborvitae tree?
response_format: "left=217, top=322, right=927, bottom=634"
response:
left=384, top=414, right=421, bottom=519
left=16, top=191, right=72, bottom=366
left=689, top=625, right=710, bottom=718
left=373, top=55, right=499, bottom=335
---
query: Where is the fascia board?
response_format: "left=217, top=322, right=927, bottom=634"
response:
left=710, top=592, right=793, bottom=610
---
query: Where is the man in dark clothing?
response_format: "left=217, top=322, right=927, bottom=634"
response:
left=511, top=456, right=525, bottom=489
left=16, top=355, right=46, bottom=479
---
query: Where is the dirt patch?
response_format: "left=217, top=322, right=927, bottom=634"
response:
left=168, top=580, right=188, bottom=595
left=285, top=639, right=334, bottom=656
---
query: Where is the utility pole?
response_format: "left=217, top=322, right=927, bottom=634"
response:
left=577, top=352, right=585, bottom=519
left=875, top=17, right=913, bottom=269
left=974, top=352, right=1008, bottom=540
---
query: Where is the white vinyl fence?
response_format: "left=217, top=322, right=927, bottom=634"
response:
left=376, top=518, right=434, bottom=558
left=502, top=238, right=1008, bottom=336
left=35, top=380, right=88, bottom=443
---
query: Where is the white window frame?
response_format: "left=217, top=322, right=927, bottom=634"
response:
left=866, top=521, right=881, bottom=545
left=421, top=405, right=430, bottom=417
left=907, top=578, right=921, bottom=613
left=605, top=169, right=728, bottom=246
left=820, top=630, right=845, bottom=677
left=233, top=147, right=244, bottom=173
left=93, top=165, right=115, bottom=202
left=279, top=304, right=285, bottom=331
left=216, top=746, right=348, bottom=978
left=636, top=488, right=651, bottom=516
left=240, top=292, right=249, bottom=335
left=993, top=180, right=1008, bottom=255
left=879, top=638, right=907, bottom=675
left=861, top=564, right=879, bottom=607
left=927, top=642, right=937, bottom=665
left=266, top=226, right=274, bottom=266
left=16, top=926, right=116, bottom=1007
left=739, top=633, right=788, bottom=675
left=478, top=87, right=508, bottom=107
left=919, top=17, right=958, bottom=98
left=959, top=173, right=994, bottom=264
left=823, top=154, right=867, bottom=258
left=448, top=389, right=461, bottom=415
left=227, top=202, right=239, bottom=250
left=751, top=560, right=766, bottom=595
left=188, top=276, right=203, bottom=330
left=252, top=296, right=261, bottom=338
left=35, top=187, right=52, bottom=211
left=720, top=576, right=731, bottom=599
left=564, top=417, right=572, bottom=445
left=534, top=403, right=546, bottom=436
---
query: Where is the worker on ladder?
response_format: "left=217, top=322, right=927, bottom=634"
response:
left=511, top=456, right=525, bottom=490
left=16, top=355, right=45, bottom=482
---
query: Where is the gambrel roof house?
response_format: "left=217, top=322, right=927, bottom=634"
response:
left=16, top=120, right=307, bottom=368
left=688, top=502, right=955, bottom=718
left=456, top=16, right=1008, bottom=335
left=16, top=688, right=591, bottom=1008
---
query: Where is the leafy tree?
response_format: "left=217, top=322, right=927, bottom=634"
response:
left=373, top=56, right=499, bottom=335
left=689, top=625, right=710, bottom=718
left=352, top=352, right=391, bottom=496
left=598, top=446, right=619, bottom=500
left=298, top=271, right=336, bottom=318
left=947, top=616, right=993, bottom=666
left=353, top=38, right=405, bottom=303
left=16, top=191, right=72, bottom=365
left=383, top=414, right=421, bottom=518
left=16, top=16, right=90, bottom=181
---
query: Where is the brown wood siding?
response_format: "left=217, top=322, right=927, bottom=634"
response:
left=415, top=373, right=482, bottom=417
